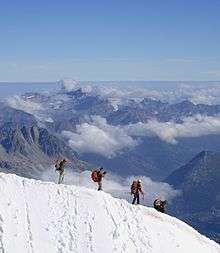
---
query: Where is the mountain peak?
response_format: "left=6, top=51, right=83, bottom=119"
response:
left=179, top=100, right=194, bottom=106
left=167, top=150, right=220, bottom=188
left=166, top=151, right=220, bottom=242
left=193, top=150, right=214, bottom=160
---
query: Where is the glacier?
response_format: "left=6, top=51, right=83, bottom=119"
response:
left=0, top=173, right=219, bottom=253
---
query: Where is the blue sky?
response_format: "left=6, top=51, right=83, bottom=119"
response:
left=0, top=0, right=220, bottom=81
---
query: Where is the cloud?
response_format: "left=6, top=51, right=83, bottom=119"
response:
left=41, top=168, right=180, bottom=206
left=54, top=79, right=220, bottom=107
left=175, top=83, right=220, bottom=105
left=67, top=81, right=220, bottom=106
left=125, top=115, right=220, bottom=144
left=58, top=78, right=94, bottom=94
left=63, top=115, right=220, bottom=157
left=6, top=95, right=42, bottom=114
left=92, top=84, right=163, bottom=103
left=62, top=116, right=137, bottom=158
left=59, top=79, right=80, bottom=92
left=113, top=82, right=220, bottom=105
left=6, top=95, right=54, bottom=123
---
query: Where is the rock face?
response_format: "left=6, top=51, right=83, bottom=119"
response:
left=107, top=99, right=220, bottom=125
left=0, top=103, right=37, bottom=127
left=0, top=173, right=219, bottom=253
left=166, top=151, right=220, bottom=243
left=0, top=105, right=84, bottom=178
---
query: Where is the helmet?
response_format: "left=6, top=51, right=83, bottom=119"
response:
left=138, top=179, right=142, bottom=183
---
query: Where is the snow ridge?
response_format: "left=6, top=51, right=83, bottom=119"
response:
left=0, top=173, right=219, bottom=253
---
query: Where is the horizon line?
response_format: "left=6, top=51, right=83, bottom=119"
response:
left=0, top=80, right=220, bottom=84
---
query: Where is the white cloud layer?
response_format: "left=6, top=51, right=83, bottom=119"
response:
left=63, top=115, right=220, bottom=157
left=59, top=79, right=80, bottom=92
left=6, top=95, right=42, bottom=114
left=125, top=115, right=220, bottom=144
left=62, top=116, right=137, bottom=158
left=77, top=81, right=220, bottom=105
left=41, top=168, right=180, bottom=206
left=6, top=95, right=54, bottom=123
left=59, top=79, right=93, bottom=93
left=175, top=83, right=220, bottom=105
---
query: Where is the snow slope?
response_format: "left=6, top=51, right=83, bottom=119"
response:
left=0, top=173, right=219, bottom=253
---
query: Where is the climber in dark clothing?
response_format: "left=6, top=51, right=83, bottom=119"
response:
left=96, top=167, right=106, bottom=191
left=55, top=159, right=67, bottom=184
left=131, top=179, right=144, bottom=205
left=153, top=198, right=167, bottom=213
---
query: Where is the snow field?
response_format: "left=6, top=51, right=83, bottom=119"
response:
left=0, top=173, right=219, bottom=253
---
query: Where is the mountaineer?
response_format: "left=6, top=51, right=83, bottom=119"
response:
left=153, top=198, right=167, bottom=213
left=131, top=179, right=144, bottom=205
left=91, top=167, right=107, bottom=191
left=55, top=159, right=67, bottom=184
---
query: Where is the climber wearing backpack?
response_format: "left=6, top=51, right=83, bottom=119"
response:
left=131, top=179, right=144, bottom=205
left=153, top=198, right=167, bottom=213
left=55, top=159, right=67, bottom=184
left=91, top=167, right=107, bottom=191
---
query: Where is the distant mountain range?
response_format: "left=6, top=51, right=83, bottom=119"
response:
left=108, top=98, right=220, bottom=125
left=166, top=151, right=220, bottom=243
left=20, top=88, right=220, bottom=126
left=4, top=88, right=220, bottom=180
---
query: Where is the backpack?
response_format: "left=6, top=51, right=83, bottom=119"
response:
left=131, top=180, right=139, bottom=194
left=55, top=161, right=60, bottom=171
left=91, top=170, right=99, bottom=182
left=154, top=199, right=161, bottom=207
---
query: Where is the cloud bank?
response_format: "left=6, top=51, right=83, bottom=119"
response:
left=6, top=95, right=42, bottom=114
left=62, top=116, right=137, bottom=158
left=95, top=82, right=220, bottom=106
left=63, top=115, right=220, bottom=157
left=126, top=115, right=220, bottom=144
left=59, top=79, right=80, bottom=92
left=6, top=95, right=54, bottom=123
left=59, top=79, right=93, bottom=93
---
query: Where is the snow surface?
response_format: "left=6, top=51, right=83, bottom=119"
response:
left=0, top=173, right=219, bottom=253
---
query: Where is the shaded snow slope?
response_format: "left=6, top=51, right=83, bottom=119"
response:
left=0, top=174, right=219, bottom=253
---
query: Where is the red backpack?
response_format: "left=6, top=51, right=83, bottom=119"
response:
left=131, top=180, right=139, bottom=194
left=91, top=169, right=99, bottom=182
